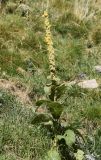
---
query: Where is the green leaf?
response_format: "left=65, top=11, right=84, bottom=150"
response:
left=64, top=129, right=76, bottom=146
left=36, top=100, right=50, bottom=106
left=55, top=84, right=66, bottom=99
left=74, top=149, right=84, bottom=160
left=31, top=113, right=52, bottom=124
left=49, top=85, right=56, bottom=101
left=56, top=135, right=64, bottom=140
left=48, top=102, right=63, bottom=119
left=45, top=148, right=61, bottom=160
left=36, top=100, right=64, bottom=119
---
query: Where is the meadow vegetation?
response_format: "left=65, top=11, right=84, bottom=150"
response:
left=0, top=0, right=101, bottom=159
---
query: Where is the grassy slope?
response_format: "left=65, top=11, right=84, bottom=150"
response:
left=0, top=0, right=101, bottom=159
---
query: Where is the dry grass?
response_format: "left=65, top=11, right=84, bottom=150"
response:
left=74, top=0, right=101, bottom=21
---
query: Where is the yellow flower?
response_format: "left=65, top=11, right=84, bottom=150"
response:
left=42, top=11, right=48, bottom=17
left=43, top=10, right=56, bottom=82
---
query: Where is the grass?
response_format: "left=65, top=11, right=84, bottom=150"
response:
left=0, top=0, right=101, bottom=159
left=0, top=90, right=50, bottom=160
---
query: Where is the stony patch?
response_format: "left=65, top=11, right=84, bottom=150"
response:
left=78, top=79, right=98, bottom=89
left=94, top=65, right=101, bottom=73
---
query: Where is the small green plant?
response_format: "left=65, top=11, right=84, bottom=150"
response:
left=32, top=10, right=85, bottom=160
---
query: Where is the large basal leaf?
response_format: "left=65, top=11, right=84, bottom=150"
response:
left=48, top=102, right=63, bottom=119
left=36, top=100, right=50, bottom=106
left=64, top=129, right=76, bottom=146
left=46, top=148, right=61, bottom=160
left=31, top=113, right=53, bottom=124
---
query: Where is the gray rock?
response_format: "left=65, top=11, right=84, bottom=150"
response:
left=77, top=73, right=87, bottom=80
left=78, top=79, right=98, bottom=89
left=85, top=154, right=95, bottom=160
left=94, top=65, right=101, bottom=73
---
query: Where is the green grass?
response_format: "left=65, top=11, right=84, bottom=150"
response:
left=0, top=90, right=50, bottom=160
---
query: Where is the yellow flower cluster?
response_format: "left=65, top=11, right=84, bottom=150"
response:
left=43, top=11, right=56, bottom=81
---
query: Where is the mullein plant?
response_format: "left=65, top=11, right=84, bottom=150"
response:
left=32, top=10, right=85, bottom=160
left=42, top=10, right=61, bottom=101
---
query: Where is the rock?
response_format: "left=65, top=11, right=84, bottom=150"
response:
left=85, top=154, right=95, bottom=160
left=78, top=79, right=98, bottom=89
left=76, top=73, right=87, bottom=80
left=94, top=65, right=101, bottom=73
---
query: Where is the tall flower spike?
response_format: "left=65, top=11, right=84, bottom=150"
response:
left=43, top=10, right=56, bottom=82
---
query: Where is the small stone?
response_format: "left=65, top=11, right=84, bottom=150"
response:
left=78, top=79, right=98, bottom=89
left=77, top=73, right=87, bottom=80
left=94, top=65, right=101, bottom=73
left=85, top=154, right=95, bottom=160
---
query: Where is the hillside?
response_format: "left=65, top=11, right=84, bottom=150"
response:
left=0, top=0, right=101, bottom=160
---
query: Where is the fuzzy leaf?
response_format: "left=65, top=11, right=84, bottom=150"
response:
left=56, top=135, right=64, bottom=140
left=74, top=149, right=84, bottom=160
left=46, top=148, right=61, bottom=160
left=56, top=84, right=66, bottom=99
left=36, top=100, right=50, bottom=106
left=48, top=102, right=63, bottom=119
left=36, top=100, right=63, bottom=119
left=64, top=129, right=76, bottom=146
left=31, top=113, right=52, bottom=124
